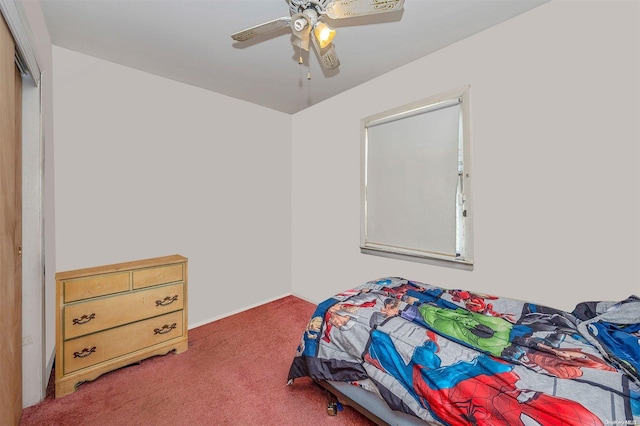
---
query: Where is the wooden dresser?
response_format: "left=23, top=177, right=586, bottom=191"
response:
left=55, top=254, right=188, bottom=398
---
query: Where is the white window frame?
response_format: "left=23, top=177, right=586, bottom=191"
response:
left=360, top=86, right=473, bottom=270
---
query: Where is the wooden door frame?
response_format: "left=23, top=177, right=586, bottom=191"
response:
left=1, top=11, right=23, bottom=423
left=0, top=0, right=46, bottom=410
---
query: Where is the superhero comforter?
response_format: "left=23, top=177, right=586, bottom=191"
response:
left=287, top=277, right=640, bottom=425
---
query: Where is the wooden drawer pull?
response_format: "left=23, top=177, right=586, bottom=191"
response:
left=154, top=323, right=177, bottom=335
left=72, top=313, right=96, bottom=325
left=155, top=295, right=179, bottom=307
left=73, top=347, right=97, bottom=358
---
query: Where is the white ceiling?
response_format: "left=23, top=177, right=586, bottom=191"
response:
left=39, top=0, right=549, bottom=114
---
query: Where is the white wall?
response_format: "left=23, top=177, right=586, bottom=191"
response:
left=292, top=0, right=640, bottom=311
left=53, top=47, right=293, bottom=325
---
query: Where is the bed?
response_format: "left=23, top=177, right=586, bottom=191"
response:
left=287, top=277, right=640, bottom=425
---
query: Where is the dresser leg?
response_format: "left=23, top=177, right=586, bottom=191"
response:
left=55, top=378, right=79, bottom=399
left=173, top=340, right=188, bottom=354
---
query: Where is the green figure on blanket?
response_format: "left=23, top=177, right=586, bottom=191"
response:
left=417, top=303, right=620, bottom=380
left=418, top=304, right=527, bottom=357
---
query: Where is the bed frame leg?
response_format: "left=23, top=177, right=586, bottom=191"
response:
left=325, top=389, right=343, bottom=416
left=327, top=402, right=338, bottom=416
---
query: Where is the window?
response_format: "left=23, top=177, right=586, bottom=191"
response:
left=360, top=86, right=473, bottom=269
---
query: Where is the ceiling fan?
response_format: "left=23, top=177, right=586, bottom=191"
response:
left=231, top=0, right=405, bottom=71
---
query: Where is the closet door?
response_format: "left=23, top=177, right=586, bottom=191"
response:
left=0, top=12, right=23, bottom=424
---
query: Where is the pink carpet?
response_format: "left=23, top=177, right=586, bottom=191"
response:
left=20, top=295, right=375, bottom=425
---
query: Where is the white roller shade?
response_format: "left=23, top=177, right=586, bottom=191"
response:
left=361, top=87, right=472, bottom=268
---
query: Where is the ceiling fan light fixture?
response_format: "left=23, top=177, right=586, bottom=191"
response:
left=313, top=22, right=336, bottom=49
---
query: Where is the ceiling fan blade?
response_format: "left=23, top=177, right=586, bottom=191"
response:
left=293, top=33, right=311, bottom=52
left=311, top=34, right=340, bottom=70
left=318, top=44, right=340, bottom=69
left=325, top=0, right=405, bottom=19
left=293, top=36, right=309, bottom=52
left=231, top=17, right=291, bottom=42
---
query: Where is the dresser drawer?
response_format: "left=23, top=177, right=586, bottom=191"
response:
left=63, top=272, right=130, bottom=303
left=63, top=310, right=184, bottom=374
left=132, top=263, right=183, bottom=289
left=63, top=283, right=184, bottom=339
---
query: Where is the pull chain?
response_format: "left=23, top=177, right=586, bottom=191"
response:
left=298, top=45, right=311, bottom=80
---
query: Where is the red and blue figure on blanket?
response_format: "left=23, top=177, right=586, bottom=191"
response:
left=365, top=327, right=603, bottom=425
